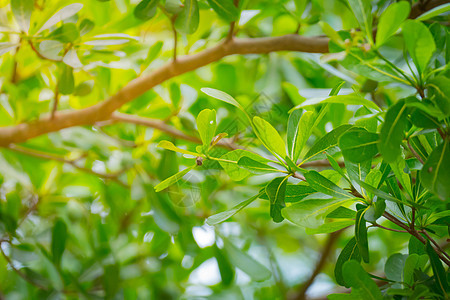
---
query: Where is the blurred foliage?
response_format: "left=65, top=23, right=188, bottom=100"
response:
left=0, top=0, right=449, bottom=299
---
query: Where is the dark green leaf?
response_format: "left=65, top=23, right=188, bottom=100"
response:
left=219, top=150, right=268, bottom=181
left=305, top=170, right=354, bottom=199
left=154, top=165, right=196, bottom=192
left=265, top=176, right=289, bottom=223
left=339, top=128, right=378, bottom=163
left=420, top=139, right=450, bottom=200
left=206, top=0, right=239, bottom=22
left=378, top=99, right=409, bottom=162
left=335, top=237, right=361, bottom=287
left=51, top=219, right=67, bottom=266
left=302, top=124, right=353, bottom=164
left=134, top=0, right=160, bottom=21
left=426, top=241, right=449, bottom=295
left=355, top=208, right=369, bottom=263
left=237, top=157, right=278, bottom=174
left=175, top=0, right=199, bottom=34
left=428, top=75, right=450, bottom=116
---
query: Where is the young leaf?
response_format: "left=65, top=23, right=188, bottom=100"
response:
left=375, top=1, right=410, bottom=47
left=37, top=3, right=84, bottom=34
left=175, top=0, right=199, bottom=34
left=201, top=88, right=242, bottom=109
left=335, top=237, right=361, bottom=287
left=11, top=0, right=34, bottom=33
left=305, top=171, right=355, bottom=199
left=237, top=157, right=279, bottom=174
left=420, top=139, right=450, bottom=200
left=253, top=116, right=287, bottom=159
left=157, top=140, right=202, bottom=157
left=206, top=0, right=239, bottom=22
left=416, top=3, right=450, bottom=21
left=402, top=20, right=436, bottom=75
left=355, top=208, right=369, bottom=263
left=346, top=0, right=373, bottom=43
left=134, top=0, right=160, bottom=21
left=51, top=219, right=67, bottom=267
left=339, top=128, right=379, bottom=163
left=222, top=238, right=272, bottom=282
left=294, top=95, right=380, bottom=112
left=301, top=124, right=352, bottom=164
left=219, top=150, right=268, bottom=181
left=265, top=176, right=289, bottom=223
left=289, top=110, right=315, bottom=162
left=154, top=165, right=195, bottom=192
left=196, top=109, right=216, bottom=151
left=206, top=192, right=263, bottom=225
left=58, top=65, right=74, bottom=95
left=426, top=241, right=449, bottom=295
left=378, top=99, right=409, bottom=163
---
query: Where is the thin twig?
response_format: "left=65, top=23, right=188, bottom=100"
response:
left=369, top=223, right=408, bottom=233
left=7, top=145, right=129, bottom=188
left=407, top=140, right=424, bottom=164
left=383, top=211, right=450, bottom=266
left=0, top=240, right=49, bottom=290
left=420, top=230, right=450, bottom=261
left=51, top=86, right=59, bottom=120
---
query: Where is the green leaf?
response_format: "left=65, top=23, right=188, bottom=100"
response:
left=58, top=65, right=74, bottom=95
left=305, top=220, right=353, bottom=234
left=416, top=3, right=450, bottom=21
left=206, top=192, right=263, bottom=225
left=206, top=0, right=239, bottom=22
left=355, top=179, right=404, bottom=205
left=335, top=237, right=361, bottom=287
left=219, top=150, right=268, bottom=181
left=302, top=124, right=353, bottom=164
left=282, top=198, right=352, bottom=228
left=355, top=208, right=369, bottom=263
left=39, top=40, right=64, bottom=60
left=384, top=253, right=407, bottom=282
left=165, top=0, right=183, bottom=14
left=253, top=116, right=287, bottom=159
left=341, top=260, right=383, bottom=299
left=48, top=23, right=79, bottom=43
left=201, top=88, right=242, bottom=109
left=223, top=238, right=272, bottom=282
left=403, top=254, right=427, bottom=286
left=266, top=177, right=289, bottom=223
left=420, top=139, right=450, bottom=200
left=426, top=241, right=449, bottom=295
left=213, top=245, right=234, bottom=286
left=37, top=3, right=84, bottom=34
left=63, top=49, right=82, bottom=68
left=134, top=0, right=160, bottom=20
left=144, top=41, right=163, bottom=66
left=237, top=157, right=278, bottom=174
left=375, top=1, right=410, bottom=47
left=409, top=236, right=426, bottom=255
left=288, top=110, right=315, bottom=162
left=294, top=95, right=380, bottom=111
left=154, top=165, right=195, bottom=192
left=282, top=82, right=306, bottom=106
left=428, top=75, right=450, bottom=116
left=327, top=206, right=356, bottom=219
left=378, top=99, right=409, bottom=163
left=410, top=107, right=440, bottom=129
left=175, top=0, right=199, bottom=34
left=157, top=140, right=202, bottom=157
left=339, top=128, right=379, bottom=163
left=11, top=0, right=34, bottom=33
left=285, top=183, right=316, bottom=203
left=346, top=0, right=373, bottom=43
left=51, top=219, right=67, bottom=267
left=305, top=170, right=354, bottom=199
left=402, top=20, right=436, bottom=75
left=196, top=109, right=216, bottom=151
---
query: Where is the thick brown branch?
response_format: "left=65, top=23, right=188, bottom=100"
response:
left=0, top=35, right=328, bottom=147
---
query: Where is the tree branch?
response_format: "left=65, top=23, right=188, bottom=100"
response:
left=290, top=230, right=344, bottom=300
left=0, top=34, right=329, bottom=147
